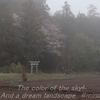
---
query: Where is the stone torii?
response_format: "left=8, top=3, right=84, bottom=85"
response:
left=29, top=61, right=40, bottom=74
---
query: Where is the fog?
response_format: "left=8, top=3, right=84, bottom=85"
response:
left=47, top=0, right=100, bottom=15
left=1, top=0, right=100, bottom=73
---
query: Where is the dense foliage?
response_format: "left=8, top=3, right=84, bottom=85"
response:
left=0, top=0, right=100, bottom=73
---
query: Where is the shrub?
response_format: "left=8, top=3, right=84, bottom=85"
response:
left=0, top=65, right=10, bottom=73
left=0, top=62, right=23, bottom=73
left=21, top=69, right=27, bottom=82
left=10, top=62, right=22, bottom=73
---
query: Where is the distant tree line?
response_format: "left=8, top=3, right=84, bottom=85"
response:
left=0, top=0, right=100, bottom=73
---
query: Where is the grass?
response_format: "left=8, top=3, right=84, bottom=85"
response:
left=0, top=72, right=100, bottom=82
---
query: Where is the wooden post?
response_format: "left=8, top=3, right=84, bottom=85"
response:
left=31, top=65, right=34, bottom=74
left=36, top=65, right=38, bottom=74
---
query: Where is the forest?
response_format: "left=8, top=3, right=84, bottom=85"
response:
left=0, top=0, right=100, bottom=73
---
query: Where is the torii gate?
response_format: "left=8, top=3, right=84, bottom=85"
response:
left=29, top=61, right=40, bottom=74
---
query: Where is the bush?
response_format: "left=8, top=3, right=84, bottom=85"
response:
left=0, top=62, right=23, bottom=73
left=0, top=65, right=10, bottom=73
left=21, top=69, right=27, bottom=81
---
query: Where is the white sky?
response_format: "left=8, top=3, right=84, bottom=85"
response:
left=46, top=0, right=100, bottom=15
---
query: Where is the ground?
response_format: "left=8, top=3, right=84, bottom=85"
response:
left=0, top=74, right=100, bottom=100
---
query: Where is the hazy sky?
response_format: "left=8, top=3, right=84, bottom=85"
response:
left=46, top=0, right=100, bottom=15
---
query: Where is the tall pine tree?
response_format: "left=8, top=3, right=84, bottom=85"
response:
left=20, top=0, right=45, bottom=64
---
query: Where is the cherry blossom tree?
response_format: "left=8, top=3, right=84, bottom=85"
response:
left=41, top=18, right=65, bottom=55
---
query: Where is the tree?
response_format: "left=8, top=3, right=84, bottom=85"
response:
left=62, top=1, right=74, bottom=18
left=41, top=18, right=65, bottom=55
left=0, top=1, right=23, bottom=66
left=72, top=33, right=99, bottom=72
left=34, top=0, right=50, bottom=18
left=87, top=4, right=99, bottom=17
left=20, top=0, right=45, bottom=64
left=53, top=2, right=77, bottom=73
